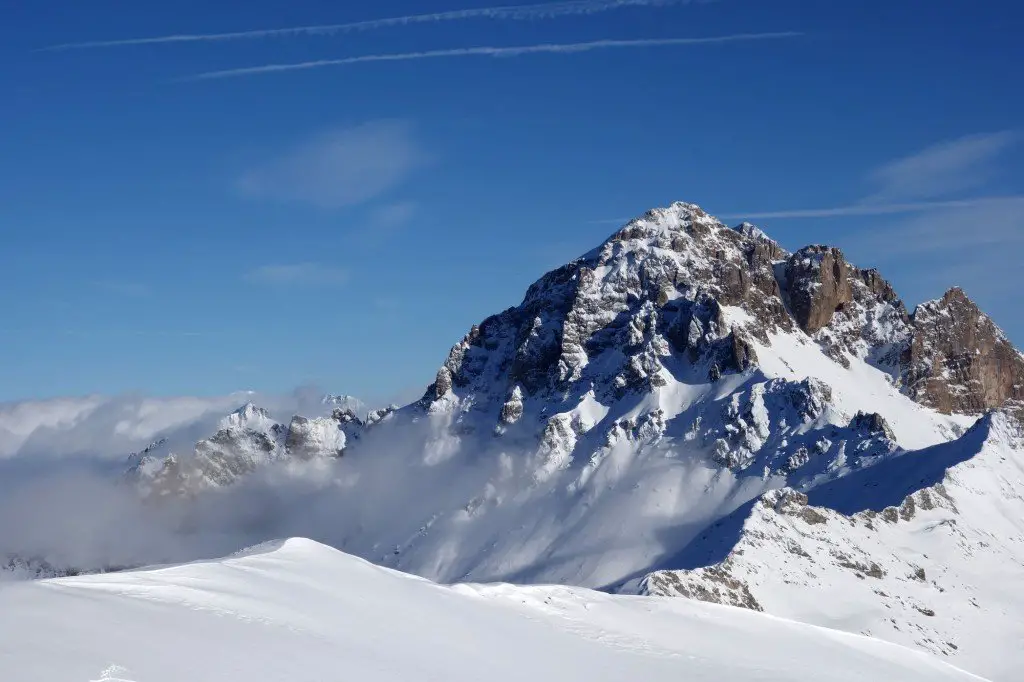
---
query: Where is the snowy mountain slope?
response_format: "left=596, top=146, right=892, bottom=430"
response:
left=3, top=200, right=1022, bottom=677
left=286, top=202, right=990, bottom=587
left=638, top=408, right=1024, bottom=682
left=0, top=538, right=988, bottom=682
left=1, top=204, right=1002, bottom=580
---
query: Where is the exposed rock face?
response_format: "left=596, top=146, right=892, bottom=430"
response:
left=640, top=564, right=763, bottom=611
left=420, top=204, right=800, bottom=429
left=850, top=411, right=896, bottom=441
left=903, top=288, right=1024, bottom=414
left=785, top=246, right=854, bottom=334
left=783, top=247, right=911, bottom=370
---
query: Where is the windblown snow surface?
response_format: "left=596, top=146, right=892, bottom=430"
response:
left=0, top=538, right=986, bottom=682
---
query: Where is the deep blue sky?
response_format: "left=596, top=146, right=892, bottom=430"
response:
left=1, top=0, right=1022, bottom=403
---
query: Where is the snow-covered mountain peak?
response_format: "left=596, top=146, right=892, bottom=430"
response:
left=320, top=393, right=364, bottom=412
left=127, top=402, right=359, bottom=496
left=732, top=220, right=772, bottom=242
left=6, top=199, right=1024, bottom=679
left=219, top=401, right=274, bottom=432
left=416, top=200, right=992, bottom=439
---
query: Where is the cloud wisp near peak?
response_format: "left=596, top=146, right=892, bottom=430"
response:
left=43, top=0, right=704, bottom=50
left=186, top=33, right=801, bottom=80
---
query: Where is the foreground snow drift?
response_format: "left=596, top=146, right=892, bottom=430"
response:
left=0, top=539, right=985, bottom=682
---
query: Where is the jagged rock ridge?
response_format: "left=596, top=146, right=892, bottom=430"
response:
left=423, top=202, right=1022, bottom=429
left=902, top=287, right=1024, bottom=413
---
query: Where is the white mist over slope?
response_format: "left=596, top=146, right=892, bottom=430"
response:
left=0, top=389, right=360, bottom=460
left=0, top=538, right=987, bottom=682
left=0, top=393, right=245, bottom=460
left=0, top=325, right=975, bottom=587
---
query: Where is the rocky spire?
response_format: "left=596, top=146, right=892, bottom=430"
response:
left=902, top=287, right=1024, bottom=414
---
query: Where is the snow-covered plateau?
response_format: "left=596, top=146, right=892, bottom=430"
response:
left=2, top=201, right=1022, bottom=680
left=0, top=538, right=989, bottom=682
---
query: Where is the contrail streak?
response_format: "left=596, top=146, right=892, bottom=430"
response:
left=187, top=33, right=801, bottom=80
left=44, top=0, right=695, bottom=50
left=591, top=196, right=1024, bottom=225
left=716, top=197, right=1024, bottom=220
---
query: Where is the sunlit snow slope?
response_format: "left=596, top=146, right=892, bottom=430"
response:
left=639, top=409, right=1024, bottom=682
left=0, top=539, right=987, bottom=682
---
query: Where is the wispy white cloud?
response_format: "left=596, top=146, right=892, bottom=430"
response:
left=237, top=120, right=426, bottom=208
left=856, top=197, right=1024, bottom=254
left=845, top=197, right=1024, bottom=309
left=189, top=33, right=801, bottom=80
left=245, top=263, right=350, bottom=286
left=57, top=329, right=218, bottom=338
left=715, top=196, right=1024, bottom=220
left=703, top=131, right=1021, bottom=222
left=865, top=131, right=1019, bottom=202
left=44, top=0, right=701, bottom=50
left=92, top=280, right=152, bottom=298
left=349, top=201, right=418, bottom=247
left=711, top=134, right=1024, bottom=310
left=370, top=201, right=417, bottom=230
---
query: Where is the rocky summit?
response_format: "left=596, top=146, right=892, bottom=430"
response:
left=902, top=287, right=1024, bottom=413
left=422, top=202, right=1021, bottom=429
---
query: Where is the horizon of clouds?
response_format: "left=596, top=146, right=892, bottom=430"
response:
left=42, top=0, right=705, bottom=50
left=245, top=263, right=351, bottom=287
left=188, top=33, right=802, bottom=80
left=237, top=120, right=427, bottom=209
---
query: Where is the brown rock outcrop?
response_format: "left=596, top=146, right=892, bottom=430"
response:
left=902, top=287, right=1024, bottom=413
left=785, top=246, right=854, bottom=334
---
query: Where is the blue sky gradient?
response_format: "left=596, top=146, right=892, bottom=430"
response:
left=1, top=0, right=1022, bottom=403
